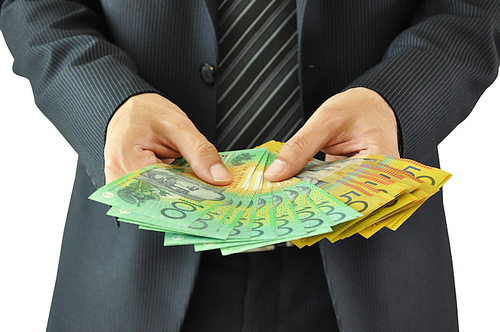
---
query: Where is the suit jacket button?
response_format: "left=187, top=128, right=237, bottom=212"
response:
left=201, top=63, right=216, bottom=85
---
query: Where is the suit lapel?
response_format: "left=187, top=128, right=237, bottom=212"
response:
left=296, top=0, right=307, bottom=47
left=204, top=0, right=218, bottom=33
left=296, top=0, right=307, bottom=29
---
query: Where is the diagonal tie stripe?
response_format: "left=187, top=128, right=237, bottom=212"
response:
left=216, top=0, right=303, bottom=151
left=217, top=29, right=298, bottom=130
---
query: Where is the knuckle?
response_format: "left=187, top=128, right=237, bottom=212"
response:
left=104, top=145, right=150, bottom=177
left=190, top=138, right=218, bottom=160
left=104, top=157, right=125, bottom=178
left=285, top=134, right=309, bottom=155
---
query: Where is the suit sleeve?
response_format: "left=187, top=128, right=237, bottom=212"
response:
left=0, top=0, right=159, bottom=188
left=347, top=0, right=500, bottom=159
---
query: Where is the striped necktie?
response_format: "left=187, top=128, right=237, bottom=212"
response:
left=216, top=0, right=303, bottom=151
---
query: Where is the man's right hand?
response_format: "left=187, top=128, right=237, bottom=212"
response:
left=104, top=93, right=232, bottom=185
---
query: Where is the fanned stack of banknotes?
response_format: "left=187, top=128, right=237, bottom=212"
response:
left=89, top=141, right=451, bottom=255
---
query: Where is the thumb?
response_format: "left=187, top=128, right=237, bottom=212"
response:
left=264, top=131, right=323, bottom=182
left=173, top=132, right=232, bottom=185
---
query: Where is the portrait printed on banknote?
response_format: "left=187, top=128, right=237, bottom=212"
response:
left=137, top=168, right=226, bottom=201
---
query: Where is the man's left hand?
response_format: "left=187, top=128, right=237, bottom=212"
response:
left=264, top=87, right=400, bottom=182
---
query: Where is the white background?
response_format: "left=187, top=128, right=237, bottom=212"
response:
left=0, top=35, right=499, bottom=331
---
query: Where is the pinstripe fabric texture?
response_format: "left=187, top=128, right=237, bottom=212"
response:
left=1, top=0, right=499, bottom=331
left=216, top=0, right=302, bottom=151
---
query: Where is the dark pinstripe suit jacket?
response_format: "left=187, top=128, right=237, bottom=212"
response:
left=1, top=0, right=499, bottom=331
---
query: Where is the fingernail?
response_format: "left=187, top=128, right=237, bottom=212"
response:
left=265, top=159, right=287, bottom=176
left=210, top=164, right=232, bottom=182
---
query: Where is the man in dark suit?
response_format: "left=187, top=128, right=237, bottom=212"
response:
left=1, top=0, right=499, bottom=331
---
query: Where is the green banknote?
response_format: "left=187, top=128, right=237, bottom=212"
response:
left=90, top=148, right=268, bottom=239
left=193, top=152, right=278, bottom=251
left=163, top=148, right=271, bottom=248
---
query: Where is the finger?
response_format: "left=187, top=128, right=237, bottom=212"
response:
left=265, top=124, right=326, bottom=182
left=160, top=158, right=176, bottom=164
left=325, top=154, right=348, bottom=162
left=170, top=131, right=232, bottom=185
